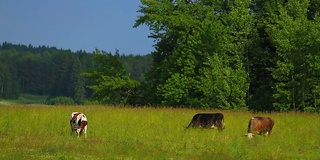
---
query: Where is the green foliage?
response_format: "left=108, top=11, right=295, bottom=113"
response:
left=0, top=50, right=20, bottom=99
left=134, top=0, right=320, bottom=111
left=200, top=55, right=247, bottom=109
left=46, top=96, right=75, bottom=105
left=267, top=0, right=320, bottom=111
left=135, top=0, right=250, bottom=108
left=70, top=57, right=85, bottom=104
left=120, top=54, right=152, bottom=81
left=18, top=93, right=48, bottom=104
left=83, top=49, right=140, bottom=105
left=0, top=42, right=150, bottom=106
left=1, top=0, right=320, bottom=111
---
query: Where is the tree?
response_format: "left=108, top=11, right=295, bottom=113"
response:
left=267, top=0, right=320, bottom=111
left=0, top=50, right=20, bottom=99
left=120, top=54, right=152, bottom=81
left=70, top=56, right=85, bottom=104
left=49, top=50, right=75, bottom=97
left=83, top=49, right=140, bottom=105
left=135, top=0, right=249, bottom=108
left=245, top=0, right=281, bottom=111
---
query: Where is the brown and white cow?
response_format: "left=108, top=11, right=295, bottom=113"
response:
left=70, top=112, right=88, bottom=137
left=245, top=116, right=274, bottom=138
left=187, top=113, right=225, bottom=130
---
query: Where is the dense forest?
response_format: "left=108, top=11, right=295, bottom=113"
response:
left=133, top=0, right=320, bottom=111
left=1, top=0, right=320, bottom=112
left=0, top=42, right=152, bottom=105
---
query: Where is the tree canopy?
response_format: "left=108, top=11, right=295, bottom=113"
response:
left=82, top=49, right=140, bottom=105
left=1, top=0, right=320, bottom=111
left=0, top=42, right=151, bottom=105
left=134, top=0, right=320, bottom=111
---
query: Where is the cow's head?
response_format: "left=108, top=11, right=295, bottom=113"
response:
left=244, top=133, right=254, bottom=139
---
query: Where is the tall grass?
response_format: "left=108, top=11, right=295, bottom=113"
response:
left=0, top=105, right=319, bottom=159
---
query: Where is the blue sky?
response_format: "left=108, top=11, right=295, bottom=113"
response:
left=0, top=0, right=154, bottom=55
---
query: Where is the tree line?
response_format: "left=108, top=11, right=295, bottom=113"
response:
left=1, top=0, right=320, bottom=112
left=132, top=0, right=320, bottom=111
left=0, top=42, right=152, bottom=105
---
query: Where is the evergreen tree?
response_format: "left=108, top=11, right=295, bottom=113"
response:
left=71, top=56, right=85, bottom=104
left=83, top=49, right=140, bottom=105
left=0, top=50, right=20, bottom=99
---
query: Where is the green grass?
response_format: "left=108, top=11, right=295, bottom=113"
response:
left=18, top=94, right=48, bottom=104
left=0, top=94, right=48, bottom=105
left=0, top=105, right=319, bottom=159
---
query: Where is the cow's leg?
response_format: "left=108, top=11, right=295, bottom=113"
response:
left=83, top=125, right=87, bottom=138
left=76, top=128, right=81, bottom=137
left=212, top=121, right=222, bottom=130
left=214, top=121, right=223, bottom=130
left=194, top=121, right=201, bottom=128
left=210, top=124, right=217, bottom=129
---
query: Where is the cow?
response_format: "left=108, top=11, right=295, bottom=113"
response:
left=245, top=116, right=274, bottom=138
left=70, top=112, right=88, bottom=137
left=187, top=113, right=225, bottom=130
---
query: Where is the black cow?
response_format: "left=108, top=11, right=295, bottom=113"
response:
left=187, top=113, right=225, bottom=130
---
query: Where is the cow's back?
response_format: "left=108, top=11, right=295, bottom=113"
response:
left=194, top=113, right=215, bottom=127
left=261, top=117, right=274, bottom=132
left=70, top=112, right=88, bottom=137
left=187, top=113, right=225, bottom=130
left=247, top=116, right=274, bottom=135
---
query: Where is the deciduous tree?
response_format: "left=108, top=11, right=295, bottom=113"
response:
left=83, top=49, right=140, bottom=105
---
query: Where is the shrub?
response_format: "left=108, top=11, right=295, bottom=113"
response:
left=304, top=107, right=318, bottom=113
left=46, top=96, right=75, bottom=105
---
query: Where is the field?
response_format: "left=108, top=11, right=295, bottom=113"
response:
left=0, top=104, right=319, bottom=159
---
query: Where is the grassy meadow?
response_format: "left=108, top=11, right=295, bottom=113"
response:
left=0, top=104, right=319, bottom=159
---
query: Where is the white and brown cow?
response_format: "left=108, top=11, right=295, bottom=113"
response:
left=70, top=112, right=88, bottom=137
left=245, top=116, right=274, bottom=138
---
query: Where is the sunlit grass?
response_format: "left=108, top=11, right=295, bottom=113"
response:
left=0, top=105, right=319, bottom=159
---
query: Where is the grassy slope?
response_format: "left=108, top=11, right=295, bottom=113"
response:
left=0, top=105, right=319, bottom=159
